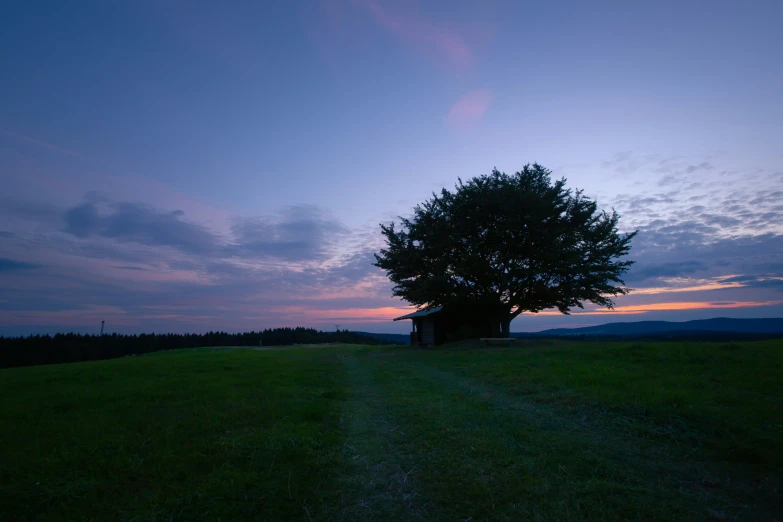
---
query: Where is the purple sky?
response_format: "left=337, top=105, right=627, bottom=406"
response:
left=1, top=1, right=782, bottom=336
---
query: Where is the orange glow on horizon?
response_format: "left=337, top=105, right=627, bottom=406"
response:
left=528, top=300, right=781, bottom=316
left=276, top=306, right=413, bottom=322
left=611, top=300, right=782, bottom=312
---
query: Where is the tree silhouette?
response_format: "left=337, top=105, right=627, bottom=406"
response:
left=374, top=164, right=637, bottom=337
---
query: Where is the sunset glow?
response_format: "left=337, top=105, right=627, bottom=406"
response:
left=1, top=2, right=781, bottom=335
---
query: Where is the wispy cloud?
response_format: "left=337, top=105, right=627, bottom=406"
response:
left=0, top=192, right=398, bottom=332
left=351, top=0, right=473, bottom=68
left=0, top=257, right=41, bottom=272
left=445, top=88, right=493, bottom=132
left=631, top=277, right=746, bottom=295
left=55, top=196, right=350, bottom=263
left=229, top=205, right=348, bottom=261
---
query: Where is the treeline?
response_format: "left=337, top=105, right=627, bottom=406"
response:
left=0, top=328, right=394, bottom=369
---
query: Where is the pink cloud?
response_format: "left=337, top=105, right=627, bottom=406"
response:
left=445, top=88, right=494, bottom=131
left=350, top=0, right=473, bottom=68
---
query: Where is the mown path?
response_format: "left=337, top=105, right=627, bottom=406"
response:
left=334, top=353, right=429, bottom=520
left=333, top=348, right=781, bottom=521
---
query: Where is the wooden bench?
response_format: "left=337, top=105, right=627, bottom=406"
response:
left=480, top=338, right=517, bottom=347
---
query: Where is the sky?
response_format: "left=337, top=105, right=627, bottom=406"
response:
left=1, top=0, right=782, bottom=336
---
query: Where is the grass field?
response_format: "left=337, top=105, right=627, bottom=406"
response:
left=1, top=340, right=781, bottom=521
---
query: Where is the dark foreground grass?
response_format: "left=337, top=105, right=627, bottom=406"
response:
left=1, top=340, right=781, bottom=520
left=0, top=347, right=348, bottom=521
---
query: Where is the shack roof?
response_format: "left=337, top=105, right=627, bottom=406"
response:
left=392, top=306, right=443, bottom=321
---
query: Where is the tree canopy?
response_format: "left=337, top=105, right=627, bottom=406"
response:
left=374, top=164, right=637, bottom=337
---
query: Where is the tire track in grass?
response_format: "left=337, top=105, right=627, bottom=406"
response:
left=401, top=357, right=781, bottom=521
left=337, top=348, right=779, bottom=520
left=334, top=353, right=431, bottom=521
left=344, top=351, right=677, bottom=521
left=357, top=354, right=667, bottom=521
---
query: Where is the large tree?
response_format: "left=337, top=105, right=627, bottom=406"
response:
left=374, top=164, right=637, bottom=337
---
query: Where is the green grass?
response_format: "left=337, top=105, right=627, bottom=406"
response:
left=1, top=341, right=781, bottom=521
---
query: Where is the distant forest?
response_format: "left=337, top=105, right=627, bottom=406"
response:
left=0, top=328, right=394, bottom=369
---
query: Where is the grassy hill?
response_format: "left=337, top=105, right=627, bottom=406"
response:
left=1, top=341, right=781, bottom=520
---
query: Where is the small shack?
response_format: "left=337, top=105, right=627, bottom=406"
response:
left=394, top=303, right=501, bottom=346
left=393, top=307, right=443, bottom=347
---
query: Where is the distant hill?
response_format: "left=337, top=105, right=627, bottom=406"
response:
left=358, top=318, right=783, bottom=345
left=354, top=332, right=410, bottom=344
left=521, top=318, right=783, bottom=337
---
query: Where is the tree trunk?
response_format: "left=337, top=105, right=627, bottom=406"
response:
left=499, top=314, right=512, bottom=338
left=489, top=316, right=501, bottom=337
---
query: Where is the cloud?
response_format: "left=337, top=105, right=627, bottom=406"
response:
left=62, top=198, right=221, bottom=255
left=658, top=175, right=681, bottom=187
left=608, top=155, right=782, bottom=236
left=351, top=0, right=473, bottom=68
left=624, top=228, right=783, bottom=299
left=319, top=249, right=382, bottom=284
left=686, top=162, right=714, bottom=173
left=4, top=150, right=782, bottom=335
left=103, top=202, right=220, bottom=254
left=62, top=202, right=101, bottom=238
left=0, top=252, right=402, bottom=332
left=580, top=152, right=783, bottom=320
left=634, top=230, right=782, bottom=269
left=0, top=192, right=399, bottom=333
left=59, top=197, right=350, bottom=264
left=55, top=195, right=355, bottom=268
left=445, top=88, right=494, bottom=132
left=718, top=275, right=783, bottom=290
left=0, top=258, right=40, bottom=272
left=630, top=260, right=708, bottom=280
left=631, top=278, right=746, bottom=295
left=228, top=205, right=347, bottom=261
left=601, top=153, right=783, bottom=294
